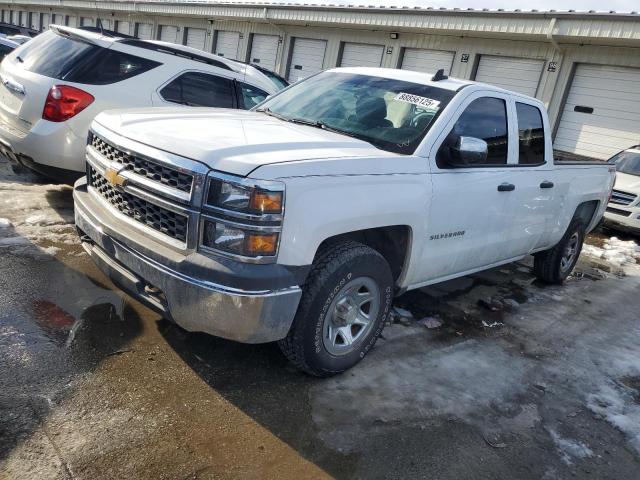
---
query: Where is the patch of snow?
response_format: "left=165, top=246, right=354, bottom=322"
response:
left=39, top=246, right=61, bottom=256
left=587, top=384, right=640, bottom=453
left=547, top=428, right=594, bottom=465
left=583, top=237, right=640, bottom=265
left=0, top=158, right=77, bottom=251
left=481, top=320, right=503, bottom=328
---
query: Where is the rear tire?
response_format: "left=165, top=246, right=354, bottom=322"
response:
left=278, top=241, right=393, bottom=377
left=533, top=217, right=585, bottom=284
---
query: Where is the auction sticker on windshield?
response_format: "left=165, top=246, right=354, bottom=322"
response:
left=393, top=93, right=440, bottom=110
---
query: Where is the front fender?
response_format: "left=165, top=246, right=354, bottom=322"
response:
left=275, top=173, right=430, bottom=268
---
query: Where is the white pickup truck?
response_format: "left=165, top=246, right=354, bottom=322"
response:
left=73, top=67, right=615, bottom=376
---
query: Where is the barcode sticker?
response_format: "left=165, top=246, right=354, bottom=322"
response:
left=393, top=93, right=440, bottom=109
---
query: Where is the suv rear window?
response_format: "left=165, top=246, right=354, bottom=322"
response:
left=20, top=31, right=161, bottom=85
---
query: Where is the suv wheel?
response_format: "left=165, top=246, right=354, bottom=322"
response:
left=533, top=217, right=585, bottom=284
left=278, top=241, right=393, bottom=377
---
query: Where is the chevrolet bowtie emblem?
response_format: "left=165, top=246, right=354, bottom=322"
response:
left=104, top=167, right=126, bottom=187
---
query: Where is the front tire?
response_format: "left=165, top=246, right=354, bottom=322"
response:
left=278, top=241, right=393, bottom=377
left=533, top=217, right=585, bottom=284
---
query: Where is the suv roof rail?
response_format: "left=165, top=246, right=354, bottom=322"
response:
left=117, top=39, right=233, bottom=71
left=78, top=26, right=136, bottom=39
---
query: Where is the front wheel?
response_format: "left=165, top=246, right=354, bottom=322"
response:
left=278, top=241, right=394, bottom=377
left=533, top=217, right=585, bottom=284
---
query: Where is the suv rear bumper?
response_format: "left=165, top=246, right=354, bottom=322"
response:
left=74, top=179, right=302, bottom=344
left=0, top=115, right=86, bottom=175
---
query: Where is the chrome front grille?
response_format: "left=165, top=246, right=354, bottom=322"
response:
left=89, top=166, right=188, bottom=243
left=610, top=189, right=637, bottom=206
left=91, top=134, right=193, bottom=194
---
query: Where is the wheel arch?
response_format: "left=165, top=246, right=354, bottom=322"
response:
left=573, top=199, right=601, bottom=232
left=314, top=225, right=413, bottom=289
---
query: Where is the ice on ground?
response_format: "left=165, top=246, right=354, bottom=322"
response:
left=582, top=237, right=640, bottom=265
left=547, top=428, right=594, bottom=465
left=587, top=384, right=640, bottom=453
left=0, top=236, right=30, bottom=246
left=0, top=217, right=10, bottom=228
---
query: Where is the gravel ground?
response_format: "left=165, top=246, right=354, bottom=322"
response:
left=1, top=158, right=640, bottom=479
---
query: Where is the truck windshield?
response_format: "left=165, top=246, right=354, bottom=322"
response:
left=256, top=71, right=455, bottom=155
left=610, top=150, right=640, bottom=177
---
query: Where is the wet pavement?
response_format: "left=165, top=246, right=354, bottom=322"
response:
left=1, top=158, right=640, bottom=479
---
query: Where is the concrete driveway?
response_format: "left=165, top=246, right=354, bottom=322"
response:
left=1, top=158, right=639, bottom=479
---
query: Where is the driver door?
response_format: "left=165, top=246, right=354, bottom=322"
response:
left=417, top=92, right=519, bottom=283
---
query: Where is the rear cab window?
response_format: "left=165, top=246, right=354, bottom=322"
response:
left=18, top=30, right=161, bottom=84
left=515, top=102, right=546, bottom=165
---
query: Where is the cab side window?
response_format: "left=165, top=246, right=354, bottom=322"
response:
left=436, top=97, right=509, bottom=167
left=160, top=72, right=235, bottom=108
left=236, top=82, right=269, bottom=110
left=516, top=102, right=545, bottom=165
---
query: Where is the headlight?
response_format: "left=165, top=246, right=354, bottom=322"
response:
left=207, top=178, right=283, bottom=215
left=202, top=221, right=279, bottom=257
left=201, top=175, right=284, bottom=261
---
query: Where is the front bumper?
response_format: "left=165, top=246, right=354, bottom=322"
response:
left=74, top=179, right=303, bottom=344
left=604, top=206, right=640, bottom=234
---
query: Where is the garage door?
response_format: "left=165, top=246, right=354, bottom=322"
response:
left=67, top=16, right=77, bottom=27
left=287, top=38, right=326, bottom=83
left=30, top=12, right=40, bottom=30
left=80, top=17, right=94, bottom=27
left=340, top=43, right=383, bottom=68
left=136, top=23, right=153, bottom=40
left=186, top=28, right=207, bottom=51
left=97, top=18, right=111, bottom=30
left=554, top=64, right=640, bottom=160
left=10, top=11, right=17, bottom=25
left=160, top=25, right=180, bottom=43
left=475, top=55, right=544, bottom=97
left=116, top=21, right=131, bottom=35
left=52, top=14, right=63, bottom=25
left=41, top=13, right=50, bottom=31
left=249, top=34, right=279, bottom=71
left=215, top=31, right=239, bottom=59
left=20, top=11, right=28, bottom=27
left=401, top=48, right=455, bottom=75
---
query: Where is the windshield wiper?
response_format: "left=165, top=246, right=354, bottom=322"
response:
left=256, top=107, right=290, bottom=122
left=257, top=109, right=374, bottom=145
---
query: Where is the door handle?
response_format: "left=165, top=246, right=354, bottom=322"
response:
left=497, top=183, right=515, bottom=192
left=540, top=180, right=554, bottom=189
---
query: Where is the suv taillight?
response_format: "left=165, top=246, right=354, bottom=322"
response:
left=42, top=85, right=94, bottom=122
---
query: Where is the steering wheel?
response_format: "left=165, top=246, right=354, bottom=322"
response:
left=410, top=112, right=435, bottom=129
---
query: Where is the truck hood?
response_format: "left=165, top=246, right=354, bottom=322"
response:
left=614, top=171, right=640, bottom=194
left=94, top=108, right=395, bottom=176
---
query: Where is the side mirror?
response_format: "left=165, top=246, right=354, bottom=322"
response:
left=450, top=136, right=488, bottom=165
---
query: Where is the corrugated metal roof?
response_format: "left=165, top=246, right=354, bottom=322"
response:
left=3, top=0, right=639, bottom=43
left=4, top=0, right=639, bottom=17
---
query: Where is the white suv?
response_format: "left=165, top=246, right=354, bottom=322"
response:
left=0, top=25, right=285, bottom=181
left=604, top=146, right=640, bottom=234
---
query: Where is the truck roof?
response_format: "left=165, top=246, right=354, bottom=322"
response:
left=330, top=66, right=540, bottom=102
